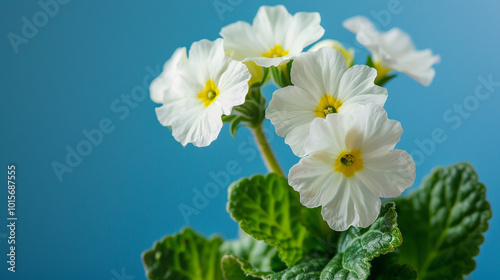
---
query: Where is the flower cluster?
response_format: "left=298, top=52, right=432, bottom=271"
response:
left=151, top=5, right=440, bottom=231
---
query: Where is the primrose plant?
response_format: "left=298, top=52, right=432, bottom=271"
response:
left=143, top=5, right=491, bottom=280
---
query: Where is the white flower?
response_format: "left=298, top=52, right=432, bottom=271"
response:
left=266, top=47, right=387, bottom=157
left=309, top=39, right=355, bottom=68
left=220, top=5, right=325, bottom=68
left=288, top=103, right=416, bottom=231
left=343, top=16, right=440, bottom=86
left=151, top=39, right=251, bottom=147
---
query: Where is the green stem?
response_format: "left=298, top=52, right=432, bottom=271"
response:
left=251, top=124, right=284, bottom=177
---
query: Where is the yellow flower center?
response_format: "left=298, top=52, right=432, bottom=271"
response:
left=198, top=80, right=219, bottom=107
left=262, top=45, right=289, bottom=58
left=314, top=94, right=343, bottom=118
left=334, top=150, right=363, bottom=177
left=374, top=59, right=392, bottom=82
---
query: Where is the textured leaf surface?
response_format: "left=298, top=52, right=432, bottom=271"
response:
left=221, top=255, right=263, bottom=280
left=395, top=163, right=492, bottom=280
left=267, top=203, right=402, bottom=280
left=142, top=228, right=223, bottom=280
left=221, top=231, right=285, bottom=275
left=267, top=257, right=329, bottom=280
left=228, top=173, right=319, bottom=266
left=300, top=207, right=340, bottom=256
left=368, top=253, right=417, bottom=280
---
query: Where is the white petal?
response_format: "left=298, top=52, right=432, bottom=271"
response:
left=291, top=48, right=346, bottom=98
left=321, top=178, right=381, bottom=231
left=283, top=11, right=324, bottom=54
left=392, top=49, right=440, bottom=86
left=171, top=106, right=224, bottom=147
left=343, top=16, right=375, bottom=34
left=358, top=149, right=416, bottom=197
left=216, top=61, right=251, bottom=115
left=288, top=154, right=341, bottom=208
left=408, top=67, right=436, bottom=87
left=253, top=5, right=292, bottom=44
left=309, top=39, right=340, bottom=52
left=150, top=47, right=187, bottom=104
left=155, top=97, right=197, bottom=127
left=304, top=114, right=350, bottom=156
left=266, top=86, right=319, bottom=157
left=188, top=39, right=229, bottom=83
left=220, top=21, right=268, bottom=61
left=156, top=96, right=223, bottom=147
left=251, top=56, right=293, bottom=68
left=378, top=28, right=415, bottom=59
left=343, top=16, right=381, bottom=56
left=355, top=104, right=403, bottom=155
left=337, top=65, right=388, bottom=103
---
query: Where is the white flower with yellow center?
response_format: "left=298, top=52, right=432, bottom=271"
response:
left=343, top=16, right=440, bottom=86
left=309, top=39, right=355, bottom=68
left=266, top=47, right=387, bottom=157
left=220, top=5, right=325, bottom=68
left=151, top=39, right=251, bottom=147
left=288, top=103, right=416, bottom=231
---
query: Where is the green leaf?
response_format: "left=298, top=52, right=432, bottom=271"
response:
left=230, top=117, right=243, bottom=137
left=267, top=257, right=330, bottom=280
left=267, top=202, right=402, bottom=280
left=366, top=55, right=375, bottom=68
left=221, top=231, right=285, bottom=274
left=142, top=227, right=223, bottom=280
left=226, top=87, right=267, bottom=136
left=394, top=163, right=492, bottom=280
left=221, top=255, right=264, bottom=280
left=300, top=207, right=340, bottom=256
left=227, top=173, right=320, bottom=266
left=270, top=60, right=293, bottom=88
left=366, top=55, right=396, bottom=86
left=222, top=114, right=237, bottom=123
left=368, top=253, right=418, bottom=280
left=250, top=66, right=271, bottom=88
left=375, top=74, right=396, bottom=87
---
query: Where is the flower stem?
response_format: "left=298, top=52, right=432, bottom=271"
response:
left=251, top=124, right=285, bottom=177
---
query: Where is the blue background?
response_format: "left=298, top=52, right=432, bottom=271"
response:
left=1, top=0, right=499, bottom=279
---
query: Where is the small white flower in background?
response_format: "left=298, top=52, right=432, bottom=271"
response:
left=266, top=47, right=387, bottom=157
left=343, top=16, right=440, bottom=86
left=288, top=103, right=416, bottom=231
left=151, top=38, right=251, bottom=147
left=220, top=5, right=325, bottom=68
left=309, top=39, right=355, bottom=68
